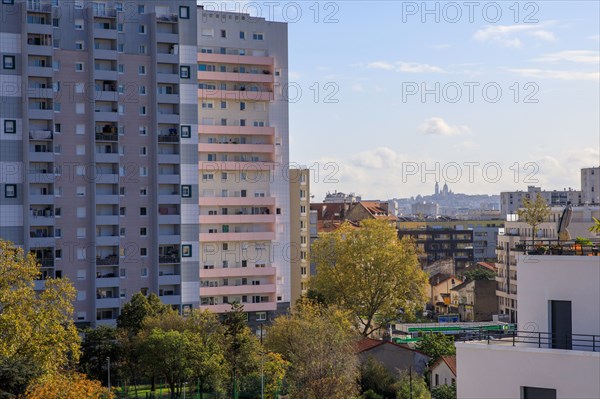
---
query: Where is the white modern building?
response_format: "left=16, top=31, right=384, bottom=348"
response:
left=581, top=167, right=600, bottom=205
left=457, top=254, right=600, bottom=399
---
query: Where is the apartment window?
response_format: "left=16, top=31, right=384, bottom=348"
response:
left=138, top=4, right=144, bottom=13
left=139, top=106, right=146, bottom=115
left=120, top=268, right=126, bottom=278
left=117, top=23, right=123, bottom=32
left=180, top=125, right=191, bottom=138
left=140, top=248, right=147, bottom=257
left=179, top=5, right=190, bottom=19
left=55, top=207, right=61, bottom=217
left=4, top=184, right=16, bottom=198
left=119, top=207, right=126, bottom=216
left=75, top=103, right=85, bottom=114
left=139, top=85, right=146, bottom=95
left=3, top=55, right=15, bottom=69
left=75, top=41, right=84, bottom=50
left=118, top=64, right=124, bottom=73
left=140, top=187, right=147, bottom=196
left=181, top=185, right=191, bottom=198
left=52, top=60, right=60, bottom=70
left=141, top=268, right=148, bottom=277
left=76, top=186, right=86, bottom=196
left=138, top=65, right=146, bottom=75
left=119, top=186, right=125, bottom=196
left=202, top=101, right=213, bottom=109
left=256, top=312, right=266, bottom=321
left=201, top=28, right=214, bottom=37
left=182, top=245, right=192, bottom=257
left=140, top=207, right=147, bottom=216
left=75, top=124, right=84, bottom=134
left=3, top=120, right=16, bottom=134
left=180, top=65, right=190, bottom=79
left=76, top=227, right=86, bottom=238
left=75, top=62, right=84, bottom=72
left=76, top=207, right=86, bottom=218
left=240, top=102, right=246, bottom=111
left=240, top=31, right=245, bottom=40
left=138, top=24, right=146, bottom=34
left=2, top=0, right=14, bottom=4
left=202, top=174, right=214, bottom=181
left=139, top=126, right=147, bottom=135
left=139, top=166, right=147, bottom=176
left=53, top=102, right=61, bottom=112
left=74, top=19, right=83, bottom=30
left=220, top=101, right=227, bottom=109
left=220, top=29, right=227, bottom=38
left=253, top=33, right=264, bottom=40
left=139, top=146, right=147, bottom=156
left=75, top=82, right=84, bottom=93
left=139, top=45, right=146, bottom=54
left=140, top=227, right=147, bottom=236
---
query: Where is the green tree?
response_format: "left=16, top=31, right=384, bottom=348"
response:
left=266, top=299, right=359, bottom=399
left=310, top=220, right=428, bottom=336
left=185, top=310, right=228, bottom=398
left=396, top=370, right=430, bottom=399
left=415, top=334, right=455, bottom=365
left=0, top=356, right=42, bottom=399
left=359, top=356, right=398, bottom=399
left=432, top=383, right=456, bottom=399
left=0, top=240, right=80, bottom=394
left=223, top=303, right=261, bottom=398
left=462, top=268, right=495, bottom=281
left=79, top=326, right=120, bottom=386
left=117, top=292, right=170, bottom=336
left=517, top=194, right=550, bottom=246
left=139, top=329, right=194, bottom=398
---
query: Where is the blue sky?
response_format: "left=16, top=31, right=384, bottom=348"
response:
left=204, top=1, right=600, bottom=200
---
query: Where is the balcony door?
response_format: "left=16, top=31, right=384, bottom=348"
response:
left=550, top=300, right=572, bottom=349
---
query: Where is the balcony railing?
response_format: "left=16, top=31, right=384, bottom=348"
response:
left=513, top=239, right=600, bottom=256
left=159, top=255, right=181, bottom=264
left=459, top=329, right=600, bottom=352
left=36, top=258, right=54, bottom=267
left=95, top=132, right=118, bottom=142
left=96, top=256, right=119, bottom=266
left=158, top=134, right=179, bottom=143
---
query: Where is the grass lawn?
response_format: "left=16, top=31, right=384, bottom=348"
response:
left=112, top=385, right=216, bottom=399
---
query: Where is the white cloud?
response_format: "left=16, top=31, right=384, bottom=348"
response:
left=351, top=83, right=364, bottom=92
left=534, top=50, right=600, bottom=64
left=507, top=68, right=600, bottom=81
left=418, top=117, right=471, bottom=136
left=366, top=61, right=444, bottom=73
left=473, top=24, right=556, bottom=48
left=351, top=147, right=402, bottom=170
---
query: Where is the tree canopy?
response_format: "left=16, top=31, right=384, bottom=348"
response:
left=266, top=299, right=359, bottom=399
left=0, top=240, right=80, bottom=396
left=310, top=219, right=428, bottom=336
left=415, top=333, right=456, bottom=365
left=517, top=194, right=550, bottom=244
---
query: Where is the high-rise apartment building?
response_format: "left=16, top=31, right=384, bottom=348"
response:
left=0, top=1, right=291, bottom=329
left=195, top=9, right=290, bottom=328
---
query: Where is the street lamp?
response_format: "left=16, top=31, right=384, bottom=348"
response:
left=106, top=356, right=111, bottom=393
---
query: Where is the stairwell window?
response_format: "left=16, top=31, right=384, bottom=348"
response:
left=3, top=55, right=15, bottom=69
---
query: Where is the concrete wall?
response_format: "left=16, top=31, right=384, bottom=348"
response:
left=457, top=342, right=600, bottom=399
left=359, top=344, right=430, bottom=376
left=517, top=255, right=600, bottom=338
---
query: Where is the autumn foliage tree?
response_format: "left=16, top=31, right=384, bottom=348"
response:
left=266, top=299, right=359, bottom=399
left=517, top=194, right=551, bottom=245
left=24, top=372, right=113, bottom=399
left=310, top=220, right=428, bottom=336
left=0, top=240, right=81, bottom=397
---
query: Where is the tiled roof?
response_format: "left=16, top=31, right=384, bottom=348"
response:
left=431, top=355, right=457, bottom=376
left=477, top=262, right=497, bottom=272
left=356, top=338, right=430, bottom=358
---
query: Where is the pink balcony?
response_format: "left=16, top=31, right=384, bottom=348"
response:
left=199, top=302, right=277, bottom=313
left=199, top=143, right=274, bottom=154
left=198, top=197, right=276, bottom=207
left=198, top=89, right=274, bottom=102
left=197, top=53, right=274, bottom=67
left=200, top=266, right=277, bottom=279
left=199, top=231, right=276, bottom=242
left=198, top=71, right=274, bottom=84
left=199, top=161, right=275, bottom=171
left=198, top=125, right=275, bottom=136
left=201, top=284, right=276, bottom=296
left=198, top=214, right=275, bottom=224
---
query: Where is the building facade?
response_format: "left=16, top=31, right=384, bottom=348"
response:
left=456, top=254, right=600, bottom=399
left=581, top=166, right=600, bottom=204
left=496, top=205, right=599, bottom=323
left=288, top=168, right=309, bottom=304
left=195, top=8, right=290, bottom=328
left=500, top=185, right=583, bottom=217
left=0, top=1, right=291, bottom=329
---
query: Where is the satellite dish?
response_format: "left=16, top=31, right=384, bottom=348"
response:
left=557, top=204, right=573, bottom=241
